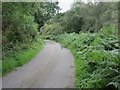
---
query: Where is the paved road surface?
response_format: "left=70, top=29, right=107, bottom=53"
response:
left=2, top=40, right=75, bottom=88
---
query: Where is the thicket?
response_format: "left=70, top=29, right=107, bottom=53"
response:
left=2, top=3, right=41, bottom=75
left=54, top=25, right=120, bottom=89
left=3, top=3, right=37, bottom=57
left=2, top=2, right=59, bottom=75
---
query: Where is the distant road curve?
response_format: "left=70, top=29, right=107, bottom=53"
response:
left=2, top=40, right=75, bottom=88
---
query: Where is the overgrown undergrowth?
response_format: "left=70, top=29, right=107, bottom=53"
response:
left=2, top=37, right=44, bottom=76
left=53, top=25, right=120, bottom=89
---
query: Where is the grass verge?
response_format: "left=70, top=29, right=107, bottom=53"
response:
left=2, top=39, right=44, bottom=76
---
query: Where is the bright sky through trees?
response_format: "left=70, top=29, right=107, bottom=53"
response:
left=58, top=0, right=74, bottom=13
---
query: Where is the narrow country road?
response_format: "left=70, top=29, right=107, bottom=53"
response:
left=2, top=40, right=75, bottom=88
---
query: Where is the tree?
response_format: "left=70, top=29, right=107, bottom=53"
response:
left=34, top=2, right=60, bottom=30
left=2, top=2, right=39, bottom=52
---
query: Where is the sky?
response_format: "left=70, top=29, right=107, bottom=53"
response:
left=57, top=0, right=120, bottom=13
left=57, top=0, right=88, bottom=13
left=58, top=0, right=74, bottom=13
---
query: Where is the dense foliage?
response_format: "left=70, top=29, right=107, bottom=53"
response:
left=2, top=2, right=59, bottom=75
left=34, top=2, right=60, bottom=30
left=44, top=2, right=118, bottom=35
left=2, top=2, right=59, bottom=58
left=2, top=3, right=39, bottom=60
left=54, top=25, right=120, bottom=89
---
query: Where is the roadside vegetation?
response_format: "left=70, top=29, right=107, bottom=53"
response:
left=43, top=2, right=120, bottom=89
left=55, top=25, right=120, bottom=89
left=2, top=37, right=43, bottom=75
left=2, top=2, right=59, bottom=75
left=2, top=1, right=120, bottom=89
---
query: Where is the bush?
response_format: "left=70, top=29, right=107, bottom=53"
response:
left=44, top=23, right=63, bottom=36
